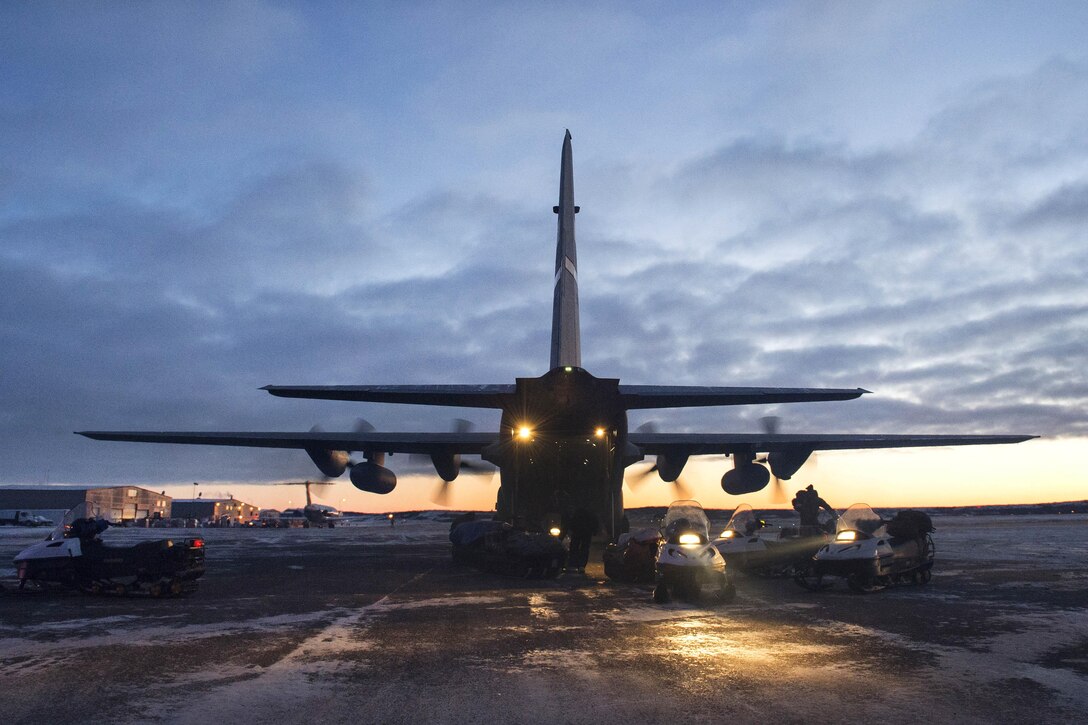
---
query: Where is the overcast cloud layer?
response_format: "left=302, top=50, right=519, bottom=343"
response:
left=2, top=1, right=1086, bottom=489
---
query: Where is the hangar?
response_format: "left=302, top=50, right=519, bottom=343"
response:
left=0, top=486, right=171, bottom=523
left=171, top=497, right=258, bottom=525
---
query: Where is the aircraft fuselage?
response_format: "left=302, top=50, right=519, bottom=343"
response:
left=488, top=366, right=628, bottom=538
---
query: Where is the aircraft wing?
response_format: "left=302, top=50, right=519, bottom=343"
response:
left=628, top=432, right=1037, bottom=455
left=77, top=430, right=500, bottom=455
left=618, top=385, right=869, bottom=409
left=260, top=385, right=516, bottom=408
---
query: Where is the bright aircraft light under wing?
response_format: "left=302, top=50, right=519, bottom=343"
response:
left=80, top=131, right=1035, bottom=538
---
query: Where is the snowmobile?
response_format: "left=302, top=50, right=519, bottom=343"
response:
left=449, top=516, right=568, bottom=578
left=795, top=503, right=935, bottom=593
left=603, top=527, right=663, bottom=583
left=714, top=503, right=836, bottom=577
left=652, top=500, right=735, bottom=604
left=13, top=503, right=206, bottom=596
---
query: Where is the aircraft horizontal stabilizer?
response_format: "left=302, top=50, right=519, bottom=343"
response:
left=261, top=384, right=516, bottom=408
left=618, top=385, right=869, bottom=409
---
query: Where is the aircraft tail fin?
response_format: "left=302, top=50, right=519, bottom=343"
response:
left=550, top=130, right=582, bottom=369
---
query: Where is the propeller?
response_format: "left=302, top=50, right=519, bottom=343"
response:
left=754, top=416, right=816, bottom=504
left=755, top=416, right=786, bottom=503
left=407, top=419, right=496, bottom=505
left=308, top=418, right=377, bottom=478
left=626, top=422, right=692, bottom=499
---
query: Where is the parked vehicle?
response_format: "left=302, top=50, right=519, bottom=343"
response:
left=653, top=500, right=735, bottom=604
left=449, top=517, right=568, bottom=578
left=715, top=503, right=835, bottom=577
left=603, top=527, right=663, bottom=583
left=795, top=503, right=935, bottom=593
left=0, top=510, right=54, bottom=527
left=13, top=503, right=205, bottom=596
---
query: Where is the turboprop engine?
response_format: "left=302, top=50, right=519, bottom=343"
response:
left=656, top=453, right=689, bottom=482
left=766, top=449, right=812, bottom=481
left=430, top=452, right=461, bottom=482
left=350, top=460, right=397, bottom=494
left=305, top=427, right=351, bottom=478
left=721, top=462, right=771, bottom=495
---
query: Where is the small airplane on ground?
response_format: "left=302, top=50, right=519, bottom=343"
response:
left=277, top=481, right=343, bottom=528
left=80, top=131, right=1034, bottom=540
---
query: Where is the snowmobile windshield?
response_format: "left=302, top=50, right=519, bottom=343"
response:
left=48, top=502, right=105, bottom=541
left=816, top=508, right=838, bottom=531
left=663, top=500, right=710, bottom=542
left=724, top=503, right=759, bottom=536
left=837, top=504, right=885, bottom=537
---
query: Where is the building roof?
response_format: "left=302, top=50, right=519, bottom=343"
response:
left=0, top=488, right=92, bottom=508
left=0, top=486, right=172, bottom=510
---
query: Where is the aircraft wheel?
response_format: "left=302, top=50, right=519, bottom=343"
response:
left=918, top=568, right=932, bottom=585
left=169, top=579, right=183, bottom=596
left=652, top=582, right=670, bottom=604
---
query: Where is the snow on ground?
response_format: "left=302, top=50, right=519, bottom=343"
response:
left=2, top=514, right=1086, bottom=722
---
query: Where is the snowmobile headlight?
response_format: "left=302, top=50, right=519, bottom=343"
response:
left=548, top=526, right=562, bottom=537
left=678, top=533, right=702, bottom=546
left=836, top=530, right=870, bottom=542
left=719, top=530, right=736, bottom=539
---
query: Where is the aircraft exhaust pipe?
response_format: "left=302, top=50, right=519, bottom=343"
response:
left=350, top=462, right=397, bottom=494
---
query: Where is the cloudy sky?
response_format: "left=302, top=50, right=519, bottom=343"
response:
left=3, top=1, right=1086, bottom=510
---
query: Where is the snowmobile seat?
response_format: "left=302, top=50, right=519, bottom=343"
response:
left=886, top=510, right=935, bottom=539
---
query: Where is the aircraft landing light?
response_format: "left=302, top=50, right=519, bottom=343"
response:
left=517, top=426, right=534, bottom=440
left=594, top=427, right=606, bottom=438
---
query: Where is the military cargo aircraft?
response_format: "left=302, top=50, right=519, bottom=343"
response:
left=80, top=131, right=1034, bottom=539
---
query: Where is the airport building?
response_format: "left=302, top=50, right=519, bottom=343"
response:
left=0, top=486, right=172, bottom=523
left=171, top=497, right=258, bottom=525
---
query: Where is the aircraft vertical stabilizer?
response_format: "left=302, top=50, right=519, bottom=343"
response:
left=550, top=130, right=581, bottom=369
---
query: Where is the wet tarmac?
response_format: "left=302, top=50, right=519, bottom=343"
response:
left=1, top=514, right=1086, bottom=724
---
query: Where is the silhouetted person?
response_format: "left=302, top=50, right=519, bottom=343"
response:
left=792, top=485, right=833, bottom=536
left=565, top=508, right=599, bottom=574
